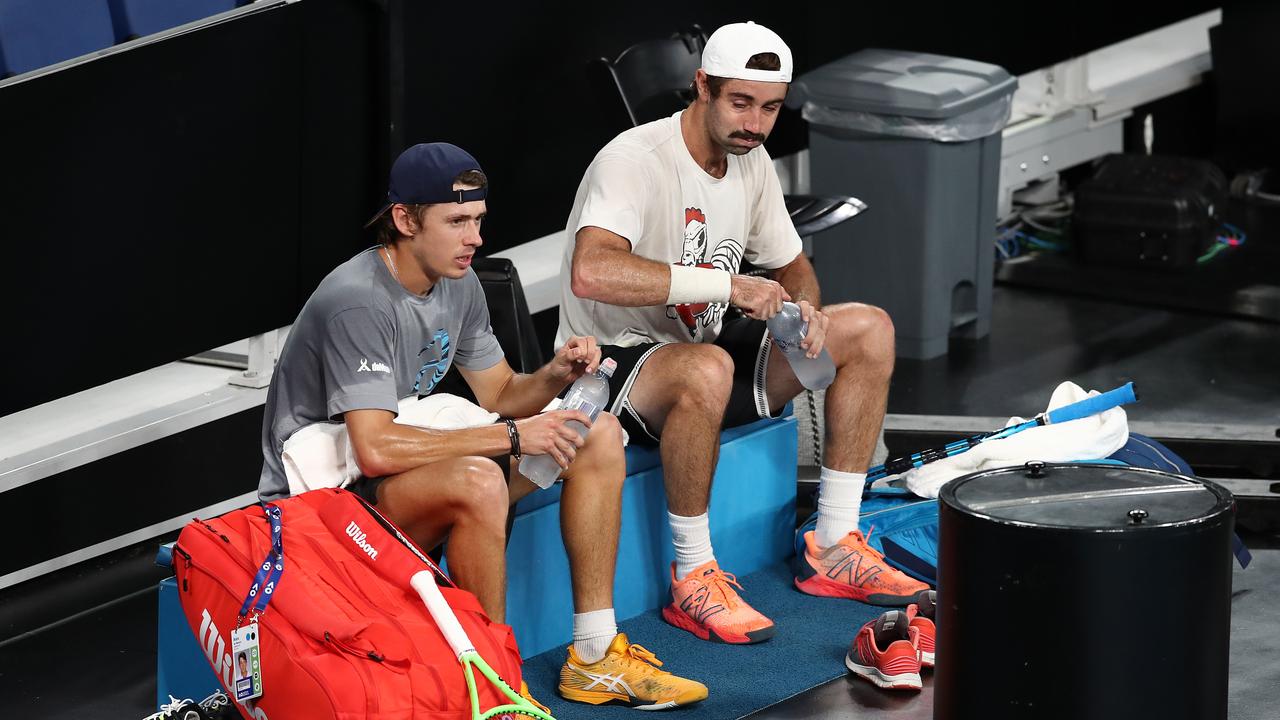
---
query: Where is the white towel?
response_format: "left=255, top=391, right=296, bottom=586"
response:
left=901, top=381, right=1130, bottom=499
left=281, top=394, right=499, bottom=497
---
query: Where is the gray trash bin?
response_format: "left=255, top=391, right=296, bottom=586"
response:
left=788, top=49, right=1017, bottom=359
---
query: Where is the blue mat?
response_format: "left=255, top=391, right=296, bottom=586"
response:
left=522, top=561, right=884, bottom=719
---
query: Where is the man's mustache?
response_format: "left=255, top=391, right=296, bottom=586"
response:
left=730, top=131, right=766, bottom=142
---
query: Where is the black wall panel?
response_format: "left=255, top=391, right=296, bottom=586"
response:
left=0, top=0, right=382, bottom=417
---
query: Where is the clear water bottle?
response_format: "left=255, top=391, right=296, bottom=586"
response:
left=518, top=358, right=618, bottom=489
left=767, top=302, right=836, bottom=391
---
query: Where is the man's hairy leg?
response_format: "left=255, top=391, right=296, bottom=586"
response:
left=624, top=343, right=734, bottom=516
left=765, top=302, right=895, bottom=473
left=551, top=411, right=626, bottom=613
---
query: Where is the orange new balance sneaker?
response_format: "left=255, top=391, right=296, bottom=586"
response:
left=845, top=610, right=923, bottom=690
left=661, top=560, right=776, bottom=644
left=558, top=633, right=709, bottom=709
left=905, top=589, right=937, bottom=667
left=795, top=529, right=930, bottom=605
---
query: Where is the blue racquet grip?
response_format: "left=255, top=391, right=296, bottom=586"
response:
left=1045, top=382, right=1138, bottom=424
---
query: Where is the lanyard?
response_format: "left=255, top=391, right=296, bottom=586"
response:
left=238, top=503, right=284, bottom=621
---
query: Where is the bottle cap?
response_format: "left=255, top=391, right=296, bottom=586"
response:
left=599, top=357, right=618, bottom=378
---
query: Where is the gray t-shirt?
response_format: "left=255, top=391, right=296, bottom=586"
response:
left=258, top=247, right=505, bottom=500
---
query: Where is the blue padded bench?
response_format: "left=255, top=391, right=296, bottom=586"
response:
left=156, top=413, right=797, bottom=704
left=504, top=412, right=797, bottom=656
left=107, top=0, right=239, bottom=43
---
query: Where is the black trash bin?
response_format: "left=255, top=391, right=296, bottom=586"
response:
left=936, top=462, right=1235, bottom=720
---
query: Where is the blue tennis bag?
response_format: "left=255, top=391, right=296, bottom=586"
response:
left=795, top=433, right=1244, bottom=586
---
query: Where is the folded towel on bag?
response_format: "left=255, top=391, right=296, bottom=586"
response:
left=902, top=381, right=1130, bottom=499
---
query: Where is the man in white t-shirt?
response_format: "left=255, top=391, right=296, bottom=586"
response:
left=558, top=22, right=929, bottom=646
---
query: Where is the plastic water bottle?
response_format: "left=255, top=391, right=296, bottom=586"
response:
left=518, top=358, right=618, bottom=489
left=767, top=302, right=836, bottom=391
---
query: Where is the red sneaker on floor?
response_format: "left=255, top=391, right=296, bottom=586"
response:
left=845, top=610, right=923, bottom=690
left=905, top=589, right=937, bottom=668
left=661, top=560, right=776, bottom=644
left=795, top=529, right=930, bottom=605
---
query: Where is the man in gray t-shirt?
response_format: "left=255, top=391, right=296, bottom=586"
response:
left=257, top=245, right=507, bottom=500
left=258, top=143, right=706, bottom=709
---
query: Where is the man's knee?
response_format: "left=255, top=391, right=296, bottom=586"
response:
left=570, top=412, right=626, bottom=485
left=671, top=344, right=734, bottom=406
left=453, top=456, right=510, bottom=514
left=827, top=303, right=894, bottom=366
left=584, top=411, right=625, bottom=452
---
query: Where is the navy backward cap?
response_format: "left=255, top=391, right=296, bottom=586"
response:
left=364, top=142, right=487, bottom=228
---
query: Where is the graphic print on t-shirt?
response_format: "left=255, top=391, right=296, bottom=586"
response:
left=668, top=207, right=744, bottom=341
left=413, top=329, right=451, bottom=396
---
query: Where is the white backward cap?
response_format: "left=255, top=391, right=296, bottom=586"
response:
left=701, top=21, right=793, bottom=84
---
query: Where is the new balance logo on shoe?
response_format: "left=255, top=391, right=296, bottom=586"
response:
left=678, top=587, right=724, bottom=624
left=345, top=521, right=379, bottom=560
left=827, top=548, right=882, bottom=587
left=356, top=358, right=391, bottom=373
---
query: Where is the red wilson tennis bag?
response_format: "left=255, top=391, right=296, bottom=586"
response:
left=173, top=488, right=524, bottom=720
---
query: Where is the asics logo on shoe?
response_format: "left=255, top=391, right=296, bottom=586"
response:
left=567, top=664, right=635, bottom=696
left=345, top=521, right=379, bottom=560
left=679, top=587, right=725, bottom=624
left=826, top=547, right=882, bottom=587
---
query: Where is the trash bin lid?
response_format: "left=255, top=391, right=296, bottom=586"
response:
left=788, top=48, right=1017, bottom=120
left=940, top=463, right=1233, bottom=530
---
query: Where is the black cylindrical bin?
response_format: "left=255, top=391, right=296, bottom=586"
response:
left=935, top=463, right=1234, bottom=720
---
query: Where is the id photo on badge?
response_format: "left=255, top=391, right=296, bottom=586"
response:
left=235, top=651, right=252, bottom=694
left=231, top=622, right=264, bottom=701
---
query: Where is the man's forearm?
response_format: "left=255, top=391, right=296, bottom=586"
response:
left=573, top=244, right=678, bottom=307
left=359, top=422, right=511, bottom=477
left=488, top=367, right=566, bottom=418
left=772, top=253, right=822, bottom=307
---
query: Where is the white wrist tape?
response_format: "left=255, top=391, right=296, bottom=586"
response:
left=666, top=265, right=732, bottom=305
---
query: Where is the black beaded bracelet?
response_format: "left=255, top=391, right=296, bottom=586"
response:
left=503, top=418, right=521, bottom=460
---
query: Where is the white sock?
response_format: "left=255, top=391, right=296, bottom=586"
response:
left=572, top=608, right=617, bottom=664
left=668, top=511, right=715, bottom=579
left=815, top=467, right=866, bottom=549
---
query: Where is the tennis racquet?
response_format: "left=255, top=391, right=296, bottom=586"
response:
left=869, top=382, right=1139, bottom=482
left=410, top=572, right=553, bottom=720
left=331, top=494, right=555, bottom=720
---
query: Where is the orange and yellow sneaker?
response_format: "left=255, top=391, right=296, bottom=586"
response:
left=557, top=633, right=709, bottom=709
left=905, top=589, right=937, bottom=668
left=661, top=560, right=776, bottom=644
left=795, top=530, right=930, bottom=605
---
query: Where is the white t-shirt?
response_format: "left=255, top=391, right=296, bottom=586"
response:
left=557, top=111, right=802, bottom=347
